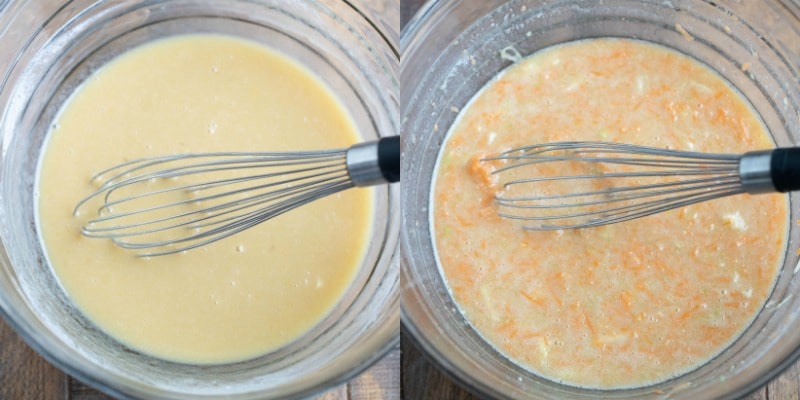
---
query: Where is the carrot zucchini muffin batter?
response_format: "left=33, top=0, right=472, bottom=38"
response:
left=37, top=35, right=374, bottom=363
left=432, top=38, right=788, bottom=388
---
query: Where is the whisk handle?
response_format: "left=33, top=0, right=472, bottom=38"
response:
left=377, top=136, right=400, bottom=183
left=346, top=136, right=400, bottom=186
left=771, top=147, right=800, bottom=192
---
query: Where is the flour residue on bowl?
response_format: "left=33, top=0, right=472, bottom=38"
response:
left=431, top=38, right=788, bottom=389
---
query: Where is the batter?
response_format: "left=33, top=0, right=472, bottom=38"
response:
left=37, top=35, right=374, bottom=363
left=433, top=38, right=788, bottom=388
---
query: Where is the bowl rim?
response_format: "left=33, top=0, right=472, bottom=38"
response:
left=400, top=0, right=800, bottom=398
left=0, top=0, right=400, bottom=398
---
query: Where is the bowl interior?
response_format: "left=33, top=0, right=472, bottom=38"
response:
left=0, top=1, right=399, bottom=399
left=401, top=1, right=800, bottom=399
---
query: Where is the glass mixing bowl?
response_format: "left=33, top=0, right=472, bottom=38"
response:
left=0, top=0, right=398, bottom=398
left=401, top=1, right=800, bottom=399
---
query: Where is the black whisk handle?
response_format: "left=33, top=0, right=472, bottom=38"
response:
left=771, top=147, right=800, bottom=192
left=347, top=136, right=400, bottom=186
left=378, top=136, right=400, bottom=183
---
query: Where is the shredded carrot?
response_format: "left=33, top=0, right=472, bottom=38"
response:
left=620, top=291, right=634, bottom=314
left=432, top=38, right=788, bottom=388
left=520, top=290, right=545, bottom=307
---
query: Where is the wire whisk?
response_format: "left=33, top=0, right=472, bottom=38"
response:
left=483, top=141, right=800, bottom=230
left=74, top=137, right=399, bottom=256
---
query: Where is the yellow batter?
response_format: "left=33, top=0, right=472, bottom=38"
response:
left=37, top=35, right=374, bottom=363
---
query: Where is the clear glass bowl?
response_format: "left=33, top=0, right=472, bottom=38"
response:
left=0, top=0, right=399, bottom=398
left=401, top=1, right=800, bottom=399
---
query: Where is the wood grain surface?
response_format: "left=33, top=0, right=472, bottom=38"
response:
left=400, top=0, right=800, bottom=399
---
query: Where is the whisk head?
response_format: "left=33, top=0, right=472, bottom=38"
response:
left=484, top=141, right=745, bottom=230
left=74, top=149, right=353, bottom=256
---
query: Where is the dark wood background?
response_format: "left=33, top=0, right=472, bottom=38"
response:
left=400, top=0, right=800, bottom=399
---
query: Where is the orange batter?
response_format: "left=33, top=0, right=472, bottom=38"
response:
left=433, top=38, right=788, bottom=388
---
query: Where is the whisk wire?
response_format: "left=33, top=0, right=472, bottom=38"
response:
left=80, top=154, right=344, bottom=211
left=542, top=186, right=746, bottom=230
left=107, top=178, right=354, bottom=254
left=491, top=154, right=739, bottom=172
left=500, top=141, right=741, bottom=160
left=90, top=149, right=345, bottom=180
left=77, top=151, right=354, bottom=256
left=498, top=175, right=742, bottom=208
left=83, top=170, right=351, bottom=237
left=486, top=141, right=749, bottom=230
left=74, top=137, right=400, bottom=256
left=93, top=163, right=347, bottom=221
left=499, top=184, right=744, bottom=224
left=502, top=168, right=738, bottom=188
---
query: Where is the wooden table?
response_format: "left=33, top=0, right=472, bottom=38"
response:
left=400, top=0, right=800, bottom=399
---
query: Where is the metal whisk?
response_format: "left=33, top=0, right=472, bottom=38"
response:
left=74, top=136, right=399, bottom=256
left=484, top=141, right=800, bottom=230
